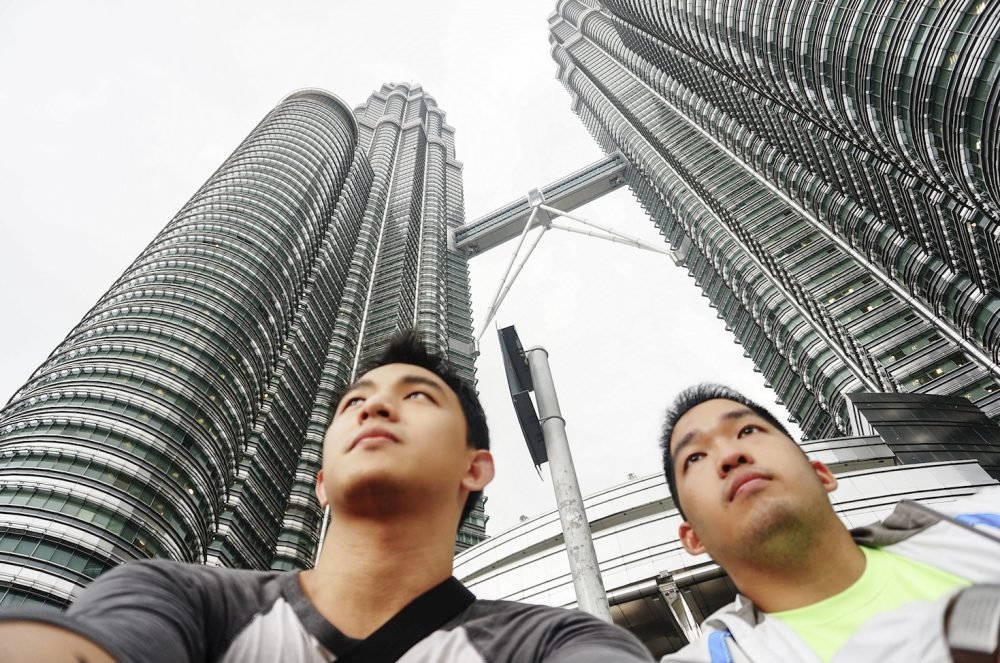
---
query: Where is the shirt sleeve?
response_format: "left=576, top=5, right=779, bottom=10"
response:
left=0, top=559, right=243, bottom=663
left=463, top=601, right=654, bottom=662
left=529, top=608, right=654, bottom=662
left=657, top=637, right=718, bottom=663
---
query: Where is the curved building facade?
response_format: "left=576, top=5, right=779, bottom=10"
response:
left=272, top=83, right=485, bottom=566
left=549, top=0, right=1000, bottom=437
left=0, top=84, right=485, bottom=607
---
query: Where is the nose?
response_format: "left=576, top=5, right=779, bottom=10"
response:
left=357, top=392, right=396, bottom=422
left=717, top=447, right=751, bottom=477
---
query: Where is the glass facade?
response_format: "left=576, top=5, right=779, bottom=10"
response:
left=549, top=0, right=1000, bottom=437
left=850, top=392, right=1000, bottom=480
left=299, top=83, right=485, bottom=560
left=0, top=84, right=485, bottom=607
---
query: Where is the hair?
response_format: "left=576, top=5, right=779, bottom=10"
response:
left=660, top=383, right=792, bottom=520
left=345, top=329, right=490, bottom=528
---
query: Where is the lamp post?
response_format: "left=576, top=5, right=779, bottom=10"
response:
left=498, top=326, right=611, bottom=621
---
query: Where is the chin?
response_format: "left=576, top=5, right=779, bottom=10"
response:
left=738, top=495, right=803, bottom=549
left=336, top=472, right=410, bottom=518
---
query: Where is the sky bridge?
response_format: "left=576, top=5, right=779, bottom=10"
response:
left=454, top=153, right=628, bottom=256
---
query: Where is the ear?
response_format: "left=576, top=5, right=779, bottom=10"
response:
left=678, top=520, right=706, bottom=555
left=315, top=469, right=328, bottom=508
left=811, top=460, right=838, bottom=494
left=461, top=449, right=495, bottom=493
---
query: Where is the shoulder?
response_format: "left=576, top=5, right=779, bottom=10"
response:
left=870, top=491, right=1000, bottom=584
left=79, top=557, right=214, bottom=588
left=82, top=557, right=276, bottom=584
left=659, top=638, right=713, bottom=663
left=860, top=487, right=1000, bottom=539
left=74, top=557, right=234, bottom=588
left=63, top=559, right=293, bottom=663
left=71, top=558, right=285, bottom=615
left=461, top=597, right=608, bottom=629
left=659, top=596, right=759, bottom=663
left=98, top=557, right=282, bottom=587
left=456, top=599, right=652, bottom=662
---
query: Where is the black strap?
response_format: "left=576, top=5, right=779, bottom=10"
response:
left=335, top=577, right=475, bottom=663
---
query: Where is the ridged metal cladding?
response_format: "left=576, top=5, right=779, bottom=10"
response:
left=551, top=0, right=1000, bottom=437
left=219, top=82, right=482, bottom=571
left=274, top=83, right=483, bottom=559
left=594, top=0, right=1000, bottom=216
left=0, top=90, right=359, bottom=605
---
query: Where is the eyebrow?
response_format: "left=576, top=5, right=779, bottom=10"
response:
left=343, top=378, right=374, bottom=394
left=398, top=374, right=447, bottom=396
left=671, top=408, right=756, bottom=463
left=340, top=374, right=447, bottom=399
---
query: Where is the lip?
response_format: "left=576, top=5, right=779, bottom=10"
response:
left=349, top=427, right=400, bottom=451
left=726, top=470, right=771, bottom=502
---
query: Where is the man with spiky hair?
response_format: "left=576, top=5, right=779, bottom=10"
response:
left=0, top=331, right=652, bottom=663
left=659, top=383, right=1000, bottom=663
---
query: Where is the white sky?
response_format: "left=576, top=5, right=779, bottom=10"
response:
left=0, top=1, right=797, bottom=535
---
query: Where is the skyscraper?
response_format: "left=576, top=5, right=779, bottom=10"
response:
left=0, top=83, right=484, bottom=608
left=549, top=0, right=1000, bottom=438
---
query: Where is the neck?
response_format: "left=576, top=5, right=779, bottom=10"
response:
left=301, top=510, right=458, bottom=638
left=725, top=514, right=866, bottom=613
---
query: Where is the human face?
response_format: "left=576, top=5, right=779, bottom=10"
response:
left=317, top=363, right=493, bottom=522
left=669, top=399, right=836, bottom=559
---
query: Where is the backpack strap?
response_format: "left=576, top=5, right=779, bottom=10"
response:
left=955, top=513, right=1000, bottom=532
left=708, top=629, right=734, bottom=663
left=336, top=577, right=475, bottom=663
left=907, top=501, right=1000, bottom=545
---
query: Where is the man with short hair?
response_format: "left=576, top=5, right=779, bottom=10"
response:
left=660, top=383, right=1000, bottom=663
left=0, top=331, right=652, bottom=663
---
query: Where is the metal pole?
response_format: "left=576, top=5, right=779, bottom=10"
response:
left=525, top=346, right=612, bottom=622
left=547, top=221, right=672, bottom=255
left=539, top=203, right=650, bottom=243
left=490, top=228, right=547, bottom=320
left=475, top=206, right=539, bottom=344
left=314, top=505, right=331, bottom=565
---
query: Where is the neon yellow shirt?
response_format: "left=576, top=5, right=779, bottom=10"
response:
left=771, top=546, right=969, bottom=662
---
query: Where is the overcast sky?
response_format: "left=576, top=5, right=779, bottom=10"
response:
left=0, top=1, right=797, bottom=535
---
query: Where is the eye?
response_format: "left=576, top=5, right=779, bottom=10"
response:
left=340, top=395, right=364, bottom=410
left=683, top=451, right=706, bottom=471
left=737, top=424, right=760, bottom=438
left=405, top=391, right=434, bottom=403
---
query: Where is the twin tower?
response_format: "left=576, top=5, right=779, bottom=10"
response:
left=4, top=0, right=1000, bottom=609
left=0, top=85, right=483, bottom=606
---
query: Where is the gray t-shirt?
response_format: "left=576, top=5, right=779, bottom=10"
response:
left=6, top=559, right=652, bottom=662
